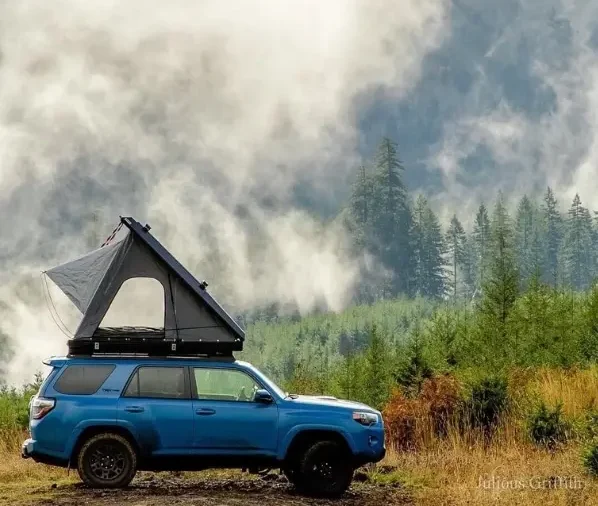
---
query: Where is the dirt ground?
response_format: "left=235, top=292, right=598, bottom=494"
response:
left=2, top=473, right=411, bottom=506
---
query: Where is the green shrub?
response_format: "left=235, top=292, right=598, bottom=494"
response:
left=528, top=402, right=569, bottom=450
left=464, top=376, right=509, bottom=433
left=582, top=443, right=598, bottom=476
left=583, top=409, right=598, bottom=441
left=0, top=373, right=44, bottom=431
left=394, top=335, right=434, bottom=397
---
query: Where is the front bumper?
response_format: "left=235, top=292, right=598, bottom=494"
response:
left=354, top=446, right=386, bottom=467
left=353, top=426, right=386, bottom=467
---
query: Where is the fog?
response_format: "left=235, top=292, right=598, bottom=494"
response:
left=0, top=0, right=448, bottom=383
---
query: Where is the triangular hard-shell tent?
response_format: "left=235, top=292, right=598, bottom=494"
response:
left=45, top=217, right=244, bottom=355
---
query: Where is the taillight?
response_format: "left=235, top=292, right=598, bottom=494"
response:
left=30, top=397, right=55, bottom=420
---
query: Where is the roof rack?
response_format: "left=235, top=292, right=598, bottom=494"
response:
left=67, top=337, right=241, bottom=358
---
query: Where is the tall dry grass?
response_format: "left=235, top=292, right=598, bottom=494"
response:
left=0, top=428, right=72, bottom=486
left=381, top=367, right=598, bottom=505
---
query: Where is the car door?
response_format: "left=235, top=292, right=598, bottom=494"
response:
left=117, top=365, right=194, bottom=455
left=191, top=366, right=278, bottom=455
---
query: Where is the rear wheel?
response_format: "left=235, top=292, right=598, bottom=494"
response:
left=297, top=440, right=353, bottom=497
left=77, top=433, right=137, bottom=488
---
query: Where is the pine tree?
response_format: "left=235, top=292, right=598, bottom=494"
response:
left=473, top=204, right=491, bottom=294
left=369, top=138, right=413, bottom=296
left=446, top=215, right=467, bottom=299
left=336, top=353, right=366, bottom=402
left=581, top=283, right=598, bottom=362
left=563, top=194, right=594, bottom=290
left=461, top=235, right=477, bottom=301
left=395, top=326, right=434, bottom=396
left=363, top=325, right=392, bottom=409
left=542, top=188, right=563, bottom=286
left=411, top=196, right=447, bottom=298
left=477, top=193, right=519, bottom=366
left=412, top=196, right=426, bottom=296
left=349, top=165, right=372, bottom=249
left=515, top=195, right=543, bottom=289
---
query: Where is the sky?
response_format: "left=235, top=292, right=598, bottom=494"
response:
left=359, top=0, right=598, bottom=223
left=0, top=0, right=448, bottom=382
left=1, top=0, right=598, bottom=383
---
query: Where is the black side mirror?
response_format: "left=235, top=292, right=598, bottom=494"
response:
left=254, top=389, right=273, bottom=404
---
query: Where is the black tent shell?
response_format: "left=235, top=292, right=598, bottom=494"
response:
left=46, top=217, right=244, bottom=356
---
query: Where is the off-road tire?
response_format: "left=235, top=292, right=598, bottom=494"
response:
left=296, top=440, right=353, bottom=497
left=77, top=433, right=137, bottom=489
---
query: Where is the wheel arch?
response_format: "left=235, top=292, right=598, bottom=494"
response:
left=281, top=428, right=354, bottom=464
left=69, top=425, right=140, bottom=465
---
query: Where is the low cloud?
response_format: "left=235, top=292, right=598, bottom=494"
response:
left=0, top=0, right=448, bottom=383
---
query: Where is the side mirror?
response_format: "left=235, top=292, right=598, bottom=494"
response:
left=254, top=389, right=273, bottom=404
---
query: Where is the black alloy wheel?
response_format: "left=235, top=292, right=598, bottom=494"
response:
left=77, top=433, right=137, bottom=488
left=88, top=442, right=126, bottom=481
left=298, top=440, right=353, bottom=497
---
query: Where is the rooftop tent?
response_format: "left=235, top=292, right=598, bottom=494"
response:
left=45, top=217, right=245, bottom=355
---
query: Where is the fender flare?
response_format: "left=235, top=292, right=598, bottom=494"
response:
left=278, top=424, right=356, bottom=460
left=65, top=419, right=141, bottom=459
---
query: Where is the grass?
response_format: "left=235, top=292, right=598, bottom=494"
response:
left=383, top=435, right=598, bottom=505
left=0, top=428, right=76, bottom=505
left=373, top=367, right=598, bottom=504
left=0, top=430, right=69, bottom=482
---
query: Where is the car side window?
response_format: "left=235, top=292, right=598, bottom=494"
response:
left=54, top=365, right=116, bottom=395
left=194, top=368, right=261, bottom=402
left=124, top=367, right=187, bottom=399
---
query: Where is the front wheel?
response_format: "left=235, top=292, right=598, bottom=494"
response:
left=77, top=433, right=137, bottom=488
left=297, top=440, right=354, bottom=497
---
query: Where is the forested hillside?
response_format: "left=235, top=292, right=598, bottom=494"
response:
left=345, top=137, right=598, bottom=301
left=238, top=136, right=598, bottom=410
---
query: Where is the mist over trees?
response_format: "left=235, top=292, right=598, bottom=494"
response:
left=347, top=137, right=598, bottom=302
left=235, top=137, right=598, bottom=408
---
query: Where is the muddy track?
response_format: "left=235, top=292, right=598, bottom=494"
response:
left=19, top=474, right=412, bottom=506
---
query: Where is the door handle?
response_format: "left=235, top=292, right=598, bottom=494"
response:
left=195, top=408, right=216, bottom=416
left=124, top=406, right=145, bottom=413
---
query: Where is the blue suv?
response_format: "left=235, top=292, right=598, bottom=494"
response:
left=22, top=356, right=385, bottom=497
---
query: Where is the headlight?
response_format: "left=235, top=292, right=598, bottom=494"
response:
left=352, top=411, right=379, bottom=426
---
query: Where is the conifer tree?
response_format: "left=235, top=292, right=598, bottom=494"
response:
left=477, top=193, right=519, bottom=365
left=581, top=283, right=598, bottom=362
left=369, top=138, right=413, bottom=296
left=542, top=187, right=563, bottom=286
left=348, top=165, right=372, bottom=249
left=446, top=215, right=467, bottom=299
left=473, top=204, right=492, bottom=294
left=363, top=325, right=392, bottom=409
left=461, top=235, right=477, bottom=301
left=563, top=194, right=594, bottom=290
left=411, top=196, right=447, bottom=298
left=515, top=195, right=543, bottom=289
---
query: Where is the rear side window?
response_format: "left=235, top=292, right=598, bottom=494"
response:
left=124, top=367, right=187, bottom=399
left=54, top=365, right=116, bottom=395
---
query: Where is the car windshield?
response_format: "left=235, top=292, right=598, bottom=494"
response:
left=245, top=364, right=287, bottom=399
